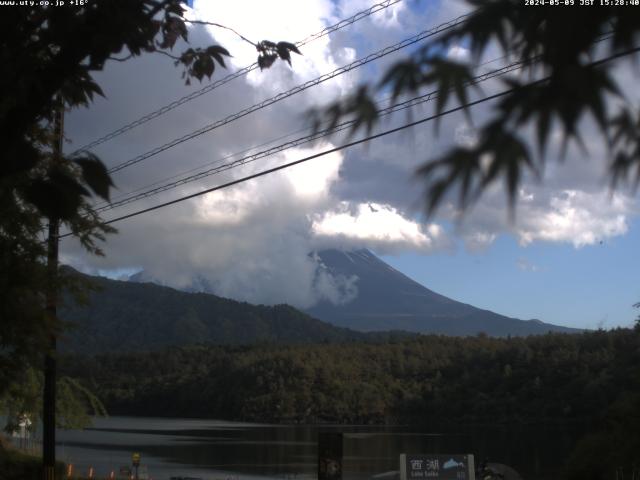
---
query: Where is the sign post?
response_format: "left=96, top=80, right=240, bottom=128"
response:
left=132, top=452, right=141, bottom=480
left=400, top=454, right=475, bottom=480
left=318, top=433, right=343, bottom=480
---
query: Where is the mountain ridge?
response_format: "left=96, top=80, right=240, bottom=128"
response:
left=59, top=269, right=390, bottom=354
left=305, top=249, right=580, bottom=336
left=124, top=248, right=580, bottom=337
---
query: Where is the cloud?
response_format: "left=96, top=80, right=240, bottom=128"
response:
left=447, top=45, right=470, bottom=61
left=336, top=0, right=408, bottom=28
left=515, top=190, right=630, bottom=248
left=59, top=0, right=640, bottom=311
left=463, top=231, right=497, bottom=252
left=454, top=122, right=478, bottom=148
left=61, top=1, right=463, bottom=276
left=516, top=258, right=539, bottom=272
left=453, top=186, right=633, bottom=251
left=311, top=251, right=360, bottom=306
left=282, top=147, right=342, bottom=199
left=311, top=201, right=449, bottom=254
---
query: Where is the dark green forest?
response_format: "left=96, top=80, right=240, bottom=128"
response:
left=60, top=328, right=640, bottom=478
left=62, top=329, right=640, bottom=426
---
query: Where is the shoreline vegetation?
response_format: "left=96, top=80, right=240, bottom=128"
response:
left=0, top=436, right=65, bottom=480
left=61, top=328, right=639, bottom=426
left=4, top=328, right=638, bottom=479
left=59, top=328, right=640, bottom=479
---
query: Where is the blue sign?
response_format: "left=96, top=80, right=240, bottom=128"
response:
left=400, top=454, right=475, bottom=480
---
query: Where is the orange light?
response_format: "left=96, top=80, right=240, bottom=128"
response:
left=88, top=466, right=94, bottom=479
left=66, top=464, right=73, bottom=478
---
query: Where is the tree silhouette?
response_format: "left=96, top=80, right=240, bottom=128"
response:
left=314, top=1, right=640, bottom=216
left=0, top=0, right=298, bottom=395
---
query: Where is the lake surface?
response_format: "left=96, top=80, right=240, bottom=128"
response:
left=54, top=416, right=583, bottom=480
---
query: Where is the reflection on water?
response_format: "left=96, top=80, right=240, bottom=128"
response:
left=55, top=416, right=582, bottom=480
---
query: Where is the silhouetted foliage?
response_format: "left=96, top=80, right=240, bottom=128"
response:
left=0, top=366, right=106, bottom=431
left=312, top=2, right=640, bottom=216
left=0, top=1, right=297, bottom=395
left=61, top=328, right=640, bottom=429
left=1, top=0, right=296, bottom=224
left=257, top=40, right=302, bottom=70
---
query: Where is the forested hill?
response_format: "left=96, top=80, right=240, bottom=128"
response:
left=61, top=328, right=640, bottom=427
left=59, top=270, right=385, bottom=354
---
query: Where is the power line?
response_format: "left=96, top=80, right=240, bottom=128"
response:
left=295, top=0, right=403, bottom=47
left=70, top=0, right=404, bottom=155
left=95, top=31, right=615, bottom=210
left=89, top=90, right=519, bottom=228
left=95, top=58, right=529, bottom=213
left=99, top=123, right=315, bottom=207
left=93, top=43, right=513, bottom=211
left=58, top=45, right=639, bottom=240
left=105, top=14, right=470, bottom=174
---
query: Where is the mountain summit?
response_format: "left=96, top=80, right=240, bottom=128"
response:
left=306, top=249, right=578, bottom=336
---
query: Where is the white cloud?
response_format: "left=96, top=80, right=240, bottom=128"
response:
left=454, top=122, right=478, bottom=148
left=311, top=202, right=449, bottom=253
left=516, top=258, right=539, bottom=272
left=463, top=231, right=497, bottom=251
left=453, top=186, right=634, bottom=251
left=282, top=146, right=342, bottom=199
left=195, top=187, right=255, bottom=225
left=515, top=190, right=630, bottom=248
left=447, top=45, right=470, bottom=61
left=333, top=0, right=409, bottom=30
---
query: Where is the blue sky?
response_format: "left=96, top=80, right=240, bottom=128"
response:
left=383, top=219, right=640, bottom=329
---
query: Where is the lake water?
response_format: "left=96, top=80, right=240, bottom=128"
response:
left=54, top=416, right=583, bottom=480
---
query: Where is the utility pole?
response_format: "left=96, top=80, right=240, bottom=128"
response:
left=43, top=96, right=64, bottom=480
